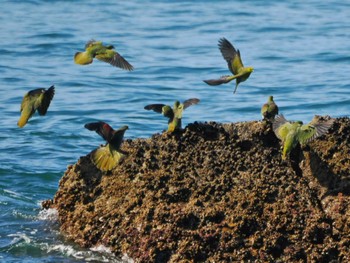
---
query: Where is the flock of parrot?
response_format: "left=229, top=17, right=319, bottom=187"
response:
left=16, top=38, right=334, bottom=171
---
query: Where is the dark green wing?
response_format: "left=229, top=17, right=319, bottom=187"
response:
left=37, top=85, right=55, bottom=115
left=96, top=50, right=134, bottom=71
left=183, top=98, right=200, bottom=110
left=110, top=125, right=128, bottom=149
left=144, top=104, right=166, bottom=114
left=218, top=38, right=244, bottom=75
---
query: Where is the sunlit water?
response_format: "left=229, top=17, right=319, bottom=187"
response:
left=0, top=0, right=349, bottom=262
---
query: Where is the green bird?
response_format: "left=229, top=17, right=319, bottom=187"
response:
left=85, top=122, right=129, bottom=172
left=17, top=85, right=55, bottom=128
left=204, top=37, right=254, bottom=93
left=261, top=96, right=279, bottom=122
left=74, top=40, right=134, bottom=71
left=273, top=115, right=334, bottom=160
left=144, top=98, right=200, bottom=133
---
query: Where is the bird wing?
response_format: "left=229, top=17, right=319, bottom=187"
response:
left=273, top=114, right=292, bottom=141
left=298, top=118, right=334, bottom=144
left=183, top=98, right=200, bottom=110
left=110, top=126, right=128, bottom=149
left=84, top=121, right=114, bottom=142
left=203, top=75, right=239, bottom=86
left=218, top=38, right=244, bottom=75
left=96, top=50, right=134, bottom=71
left=144, top=104, right=166, bottom=114
left=261, top=103, right=269, bottom=116
left=37, top=85, right=55, bottom=115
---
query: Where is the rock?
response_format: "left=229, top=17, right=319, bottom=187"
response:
left=45, top=118, right=350, bottom=262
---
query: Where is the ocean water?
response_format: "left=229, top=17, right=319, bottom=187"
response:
left=0, top=0, right=349, bottom=262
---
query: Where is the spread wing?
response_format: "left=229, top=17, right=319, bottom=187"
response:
left=273, top=114, right=292, bottom=141
left=96, top=49, right=134, bottom=71
left=298, top=118, right=334, bottom=144
left=144, top=104, right=166, bottom=114
left=183, top=98, right=200, bottom=110
left=218, top=37, right=244, bottom=75
left=85, top=121, right=114, bottom=142
left=37, top=85, right=55, bottom=115
left=110, top=126, right=128, bottom=148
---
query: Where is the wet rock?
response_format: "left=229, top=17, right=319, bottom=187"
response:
left=44, top=118, right=350, bottom=262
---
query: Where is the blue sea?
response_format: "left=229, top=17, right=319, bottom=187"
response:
left=0, top=0, right=349, bottom=262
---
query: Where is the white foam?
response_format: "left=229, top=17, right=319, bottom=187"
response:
left=37, top=208, right=58, bottom=221
left=8, top=233, right=31, bottom=245
left=90, top=244, right=112, bottom=254
left=121, top=253, right=135, bottom=263
left=42, top=243, right=123, bottom=262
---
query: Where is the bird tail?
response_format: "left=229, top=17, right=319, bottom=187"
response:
left=90, top=144, right=124, bottom=172
left=17, top=116, right=28, bottom=128
left=74, top=51, right=93, bottom=65
left=17, top=107, right=33, bottom=128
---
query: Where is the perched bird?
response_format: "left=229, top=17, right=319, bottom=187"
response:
left=261, top=96, right=279, bottom=122
left=144, top=98, right=200, bottom=132
left=85, top=122, right=128, bottom=172
left=204, top=37, right=254, bottom=93
left=74, top=40, right=134, bottom=71
left=17, top=85, right=55, bottom=128
left=273, top=115, right=334, bottom=160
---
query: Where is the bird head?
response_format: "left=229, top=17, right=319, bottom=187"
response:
left=173, top=100, right=181, bottom=109
left=119, top=125, right=129, bottom=131
left=247, top=67, right=254, bottom=73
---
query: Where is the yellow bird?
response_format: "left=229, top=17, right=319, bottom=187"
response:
left=74, top=40, right=134, bottom=71
left=85, top=122, right=129, bottom=172
left=204, top=38, right=254, bottom=93
left=273, top=115, right=334, bottom=160
left=18, top=85, right=55, bottom=128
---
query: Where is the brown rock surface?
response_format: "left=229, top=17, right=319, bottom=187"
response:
left=44, top=117, right=350, bottom=262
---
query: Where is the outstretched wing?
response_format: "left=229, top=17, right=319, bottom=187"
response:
left=110, top=125, right=128, bottom=149
left=298, top=117, right=334, bottom=144
left=84, top=121, right=114, bottom=142
left=183, top=98, right=200, bottom=110
left=144, top=104, right=166, bottom=114
left=96, top=49, right=134, bottom=71
left=37, top=85, right=55, bottom=115
left=203, top=75, right=234, bottom=86
left=218, top=38, right=243, bottom=75
left=273, top=114, right=292, bottom=141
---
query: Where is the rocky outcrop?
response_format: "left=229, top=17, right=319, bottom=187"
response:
left=44, top=117, right=350, bottom=262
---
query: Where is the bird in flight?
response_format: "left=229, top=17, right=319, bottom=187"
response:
left=74, top=40, right=134, bottom=71
left=17, top=85, right=55, bottom=128
left=204, top=37, right=254, bottom=93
